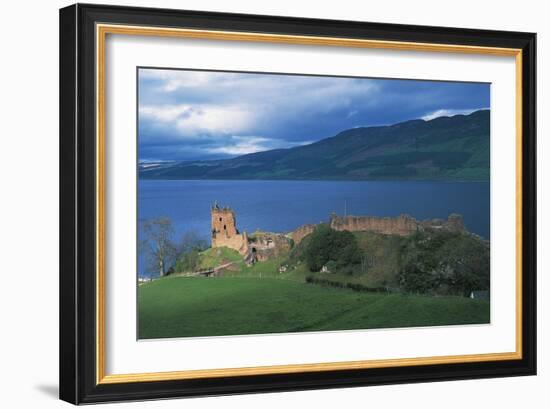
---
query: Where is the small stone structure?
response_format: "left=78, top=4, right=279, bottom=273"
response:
left=247, top=232, right=291, bottom=263
left=211, top=202, right=249, bottom=255
left=424, top=213, right=465, bottom=233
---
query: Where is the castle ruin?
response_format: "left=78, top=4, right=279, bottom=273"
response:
left=211, top=203, right=292, bottom=263
left=211, top=202, right=467, bottom=259
left=211, top=202, right=249, bottom=255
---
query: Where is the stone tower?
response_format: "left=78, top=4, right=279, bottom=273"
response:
left=211, top=202, right=238, bottom=242
left=211, top=202, right=249, bottom=254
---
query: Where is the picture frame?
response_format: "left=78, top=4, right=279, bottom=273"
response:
left=59, top=3, right=536, bottom=404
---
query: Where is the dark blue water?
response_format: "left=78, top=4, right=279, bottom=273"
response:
left=138, top=180, right=490, bottom=277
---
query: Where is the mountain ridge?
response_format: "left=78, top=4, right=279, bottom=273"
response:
left=140, top=109, right=490, bottom=181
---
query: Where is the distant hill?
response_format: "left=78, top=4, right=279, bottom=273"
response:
left=140, top=109, right=489, bottom=181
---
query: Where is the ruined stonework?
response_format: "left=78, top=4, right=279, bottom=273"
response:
left=330, top=213, right=418, bottom=236
left=444, top=213, right=465, bottom=232
left=211, top=203, right=249, bottom=255
left=290, top=224, right=316, bottom=245
left=210, top=203, right=466, bottom=262
left=417, top=213, right=466, bottom=233
left=329, top=213, right=466, bottom=236
left=248, top=232, right=291, bottom=263
left=292, top=213, right=466, bottom=244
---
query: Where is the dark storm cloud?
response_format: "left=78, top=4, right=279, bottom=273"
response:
left=138, top=68, right=490, bottom=161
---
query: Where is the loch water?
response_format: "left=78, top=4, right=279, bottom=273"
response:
left=138, top=179, right=490, bottom=277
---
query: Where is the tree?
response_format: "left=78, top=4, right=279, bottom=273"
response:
left=398, top=230, right=490, bottom=296
left=304, top=224, right=361, bottom=274
left=177, top=230, right=208, bottom=254
left=172, top=230, right=209, bottom=274
left=141, top=217, right=177, bottom=277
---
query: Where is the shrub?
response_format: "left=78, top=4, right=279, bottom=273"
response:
left=305, top=276, right=388, bottom=293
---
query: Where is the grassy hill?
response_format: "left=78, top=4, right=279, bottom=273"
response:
left=144, top=227, right=491, bottom=339
left=138, top=277, right=489, bottom=339
left=195, top=247, right=242, bottom=269
left=140, top=110, right=489, bottom=181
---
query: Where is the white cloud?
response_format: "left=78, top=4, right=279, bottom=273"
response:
left=205, top=136, right=313, bottom=156
left=347, top=110, right=358, bottom=119
left=205, top=136, right=274, bottom=156
left=140, top=70, right=228, bottom=91
left=291, top=140, right=314, bottom=147
left=141, top=68, right=379, bottom=111
left=422, top=108, right=488, bottom=121
left=139, top=104, right=254, bottom=137
left=140, top=69, right=277, bottom=92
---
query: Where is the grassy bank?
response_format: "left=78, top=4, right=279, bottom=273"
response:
left=138, top=276, right=489, bottom=339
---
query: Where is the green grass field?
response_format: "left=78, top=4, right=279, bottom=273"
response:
left=138, top=276, right=490, bottom=339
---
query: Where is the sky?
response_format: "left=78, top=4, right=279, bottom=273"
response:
left=138, top=68, right=490, bottom=162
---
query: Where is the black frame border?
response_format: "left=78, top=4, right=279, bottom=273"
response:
left=59, top=3, right=536, bottom=404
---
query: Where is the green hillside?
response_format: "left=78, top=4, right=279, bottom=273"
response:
left=282, top=228, right=490, bottom=294
left=168, top=228, right=490, bottom=295
left=140, top=110, right=489, bottom=181
left=138, top=277, right=489, bottom=339
left=140, top=227, right=490, bottom=339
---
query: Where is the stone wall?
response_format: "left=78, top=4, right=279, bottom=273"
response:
left=330, top=214, right=418, bottom=236
left=212, top=231, right=249, bottom=255
left=290, top=224, right=316, bottom=245
left=291, top=213, right=467, bottom=244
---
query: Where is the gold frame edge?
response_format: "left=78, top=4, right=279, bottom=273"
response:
left=95, top=23, right=524, bottom=385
